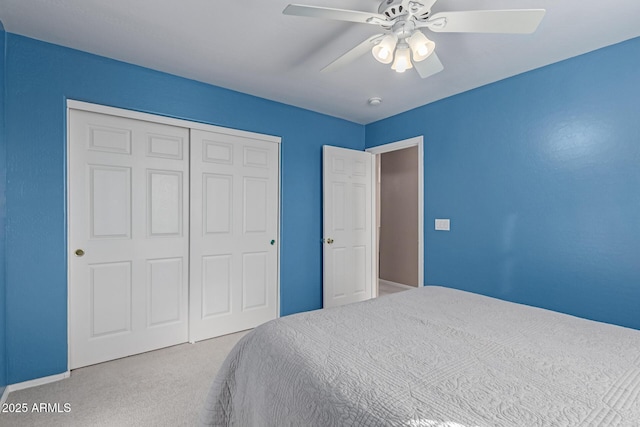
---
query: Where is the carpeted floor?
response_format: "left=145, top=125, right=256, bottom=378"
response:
left=0, top=330, right=248, bottom=427
left=378, top=281, right=412, bottom=297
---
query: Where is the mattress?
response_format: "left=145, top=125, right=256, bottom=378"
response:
left=201, top=286, right=640, bottom=426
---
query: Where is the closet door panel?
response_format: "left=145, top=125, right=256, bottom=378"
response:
left=69, top=110, right=189, bottom=369
left=190, top=129, right=279, bottom=342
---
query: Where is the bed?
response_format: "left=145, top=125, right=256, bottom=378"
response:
left=200, top=286, right=640, bottom=426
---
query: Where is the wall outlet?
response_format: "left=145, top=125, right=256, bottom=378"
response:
left=435, top=219, right=450, bottom=231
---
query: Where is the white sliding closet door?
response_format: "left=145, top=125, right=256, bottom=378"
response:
left=189, top=129, right=279, bottom=342
left=68, top=110, right=190, bottom=369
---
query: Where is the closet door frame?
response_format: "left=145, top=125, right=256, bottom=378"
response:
left=66, top=100, right=281, bottom=368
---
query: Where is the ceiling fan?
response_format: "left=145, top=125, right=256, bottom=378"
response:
left=283, top=0, right=546, bottom=78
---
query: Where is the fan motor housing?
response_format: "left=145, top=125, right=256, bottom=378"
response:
left=378, top=0, right=431, bottom=20
left=378, top=0, right=405, bottom=17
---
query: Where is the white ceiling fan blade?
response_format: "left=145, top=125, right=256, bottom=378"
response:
left=414, top=52, right=444, bottom=79
left=283, top=4, right=388, bottom=25
left=420, top=0, right=439, bottom=12
left=322, top=34, right=385, bottom=73
left=428, top=9, right=546, bottom=33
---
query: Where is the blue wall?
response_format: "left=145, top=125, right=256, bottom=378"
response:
left=366, top=37, right=640, bottom=330
left=3, top=34, right=364, bottom=384
left=4, top=29, right=639, bottom=386
left=0, top=21, right=7, bottom=393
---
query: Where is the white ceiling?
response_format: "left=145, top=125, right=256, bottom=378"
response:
left=0, top=0, right=639, bottom=124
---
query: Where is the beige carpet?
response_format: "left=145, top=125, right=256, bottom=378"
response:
left=378, top=281, right=411, bottom=297
left=0, top=330, right=248, bottom=427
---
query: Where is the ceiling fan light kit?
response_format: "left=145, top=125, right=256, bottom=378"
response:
left=372, top=30, right=435, bottom=72
left=283, top=0, right=545, bottom=79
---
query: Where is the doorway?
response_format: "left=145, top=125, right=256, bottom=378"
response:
left=366, top=137, right=424, bottom=297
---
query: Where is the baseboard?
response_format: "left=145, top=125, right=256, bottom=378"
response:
left=378, top=279, right=417, bottom=290
left=5, top=371, right=70, bottom=395
left=0, top=386, right=8, bottom=406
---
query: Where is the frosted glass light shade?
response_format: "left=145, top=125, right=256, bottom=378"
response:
left=391, top=44, right=413, bottom=73
left=372, top=34, right=398, bottom=64
left=408, top=30, right=435, bottom=62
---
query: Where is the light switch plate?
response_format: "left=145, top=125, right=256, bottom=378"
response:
left=435, top=219, right=450, bottom=231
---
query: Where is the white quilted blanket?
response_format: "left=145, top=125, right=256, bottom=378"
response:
left=201, top=286, right=640, bottom=426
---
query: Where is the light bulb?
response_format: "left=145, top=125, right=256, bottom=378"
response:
left=378, top=48, right=390, bottom=61
left=395, top=57, right=410, bottom=73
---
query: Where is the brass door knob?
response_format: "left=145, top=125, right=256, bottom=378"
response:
left=325, top=238, right=334, bottom=244
left=75, top=249, right=85, bottom=257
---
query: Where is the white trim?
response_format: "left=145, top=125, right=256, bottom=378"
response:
left=0, top=386, right=8, bottom=406
left=366, top=136, right=422, bottom=155
left=4, top=372, right=70, bottom=396
left=378, top=279, right=416, bottom=290
left=66, top=108, right=72, bottom=371
left=366, top=136, right=425, bottom=288
left=276, top=141, right=282, bottom=318
left=66, top=100, right=282, bottom=144
left=369, top=151, right=377, bottom=300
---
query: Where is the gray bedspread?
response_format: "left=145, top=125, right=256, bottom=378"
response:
left=201, top=286, right=640, bottom=426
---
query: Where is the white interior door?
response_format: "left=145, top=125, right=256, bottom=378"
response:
left=189, top=129, right=279, bottom=342
left=69, top=110, right=189, bottom=369
left=323, top=145, right=374, bottom=308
